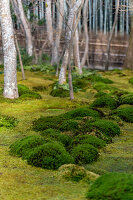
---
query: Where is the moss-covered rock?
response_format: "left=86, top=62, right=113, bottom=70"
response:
left=87, top=172, right=133, bottom=200
left=18, top=84, right=42, bottom=99
left=58, top=164, right=87, bottom=182
left=50, top=88, right=69, bottom=98
left=18, top=84, right=30, bottom=96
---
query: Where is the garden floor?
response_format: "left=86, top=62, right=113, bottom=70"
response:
left=0, top=69, right=132, bottom=199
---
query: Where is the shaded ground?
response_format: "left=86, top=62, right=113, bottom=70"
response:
left=0, top=69, right=132, bottom=199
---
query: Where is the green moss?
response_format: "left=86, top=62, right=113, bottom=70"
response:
left=9, top=135, right=46, bottom=159
left=18, top=84, right=30, bottom=96
left=40, top=128, right=61, bottom=137
left=120, top=94, right=133, bottom=105
left=113, top=107, right=133, bottom=123
left=60, top=120, right=79, bottom=132
left=88, top=74, right=113, bottom=84
left=91, top=95, right=118, bottom=109
left=62, top=107, right=101, bottom=119
left=73, top=78, right=89, bottom=90
left=72, top=144, right=99, bottom=164
left=50, top=88, right=69, bottom=98
left=18, top=84, right=42, bottom=99
left=94, top=91, right=107, bottom=98
left=32, top=116, right=64, bottom=131
left=129, top=78, right=133, bottom=85
left=0, top=115, right=18, bottom=128
left=87, top=172, right=133, bottom=200
left=72, top=135, right=106, bottom=149
left=58, top=164, right=87, bottom=182
left=20, top=91, right=42, bottom=99
left=27, top=142, right=74, bottom=169
left=89, top=119, right=121, bottom=137
left=32, top=85, right=47, bottom=91
left=93, top=82, right=111, bottom=92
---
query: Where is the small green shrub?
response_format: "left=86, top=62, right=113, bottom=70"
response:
left=91, top=95, right=118, bottom=109
left=9, top=135, right=45, bottom=159
left=113, top=107, right=133, bottom=123
left=60, top=120, right=79, bottom=131
left=72, top=144, right=99, bottom=164
left=58, top=164, right=87, bottom=182
left=89, top=119, right=121, bottom=137
left=87, top=172, right=133, bottom=200
left=0, top=115, right=18, bottom=128
left=62, top=107, right=101, bottom=119
left=120, top=94, right=133, bottom=105
left=129, top=78, right=133, bottom=85
left=27, top=142, right=74, bottom=169
left=72, top=135, right=106, bottom=149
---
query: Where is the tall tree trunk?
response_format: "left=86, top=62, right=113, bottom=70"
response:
left=0, top=0, right=19, bottom=99
left=59, top=0, right=84, bottom=85
left=51, top=0, right=64, bottom=66
left=13, top=0, right=33, bottom=56
left=45, top=0, right=53, bottom=47
left=73, top=26, right=82, bottom=74
left=105, top=0, right=119, bottom=71
left=81, top=0, right=89, bottom=68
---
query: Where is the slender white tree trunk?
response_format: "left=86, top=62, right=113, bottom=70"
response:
left=73, top=28, right=82, bottom=74
left=59, top=0, right=84, bottom=85
left=0, top=0, right=19, bottom=99
left=81, top=0, right=89, bottom=68
left=51, top=0, right=64, bottom=65
left=14, top=0, right=33, bottom=56
left=45, top=0, right=53, bottom=47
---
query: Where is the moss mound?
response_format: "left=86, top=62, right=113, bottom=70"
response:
left=73, top=78, right=89, bottom=90
left=72, top=135, right=106, bottom=149
left=9, top=135, right=46, bottom=159
left=40, top=128, right=61, bottom=137
left=129, top=78, right=133, bottom=85
left=33, top=116, right=63, bottom=131
left=94, top=91, right=107, bottom=98
left=58, top=164, right=87, bottom=182
left=18, top=84, right=42, bottom=99
left=59, top=120, right=79, bottom=132
left=50, top=88, right=69, bottom=98
left=91, top=95, right=118, bottom=109
left=93, top=82, right=111, bottom=92
left=72, top=144, right=99, bottom=164
left=62, top=107, right=101, bottom=119
left=120, top=94, right=133, bottom=105
left=32, top=85, right=47, bottom=91
left=27, top=142, right=74, bottom=169
left=113, top=107, right=133, bottom=123
left=0, top=115, right=18, bottom=128
left=87, top=172, right=133, bottom=200
left=89, top=120, right=121, bottom=137
left=18, top=84, right=30, bottom=96
left=87, top=74, right=113, bottom=84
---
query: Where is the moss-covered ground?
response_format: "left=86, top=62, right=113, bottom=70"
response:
left=0, top=69, right=133, bottom=199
